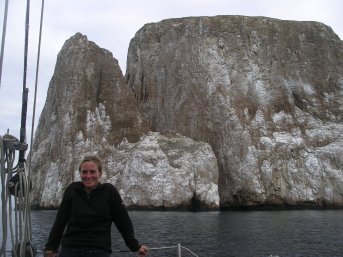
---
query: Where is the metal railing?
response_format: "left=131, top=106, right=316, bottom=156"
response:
left=3, top=243, right=199, bottom=257
left=113, top=243, right=199, bottom=257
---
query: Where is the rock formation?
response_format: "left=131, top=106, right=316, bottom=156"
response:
left=126, top=15, right=343, bottom=208
left=30, top=15, right=343, bottom=209
left=29, top=33, right=219, bottom=209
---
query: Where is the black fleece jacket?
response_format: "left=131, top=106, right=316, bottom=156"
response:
left=44, top=182, right=140, bottom=253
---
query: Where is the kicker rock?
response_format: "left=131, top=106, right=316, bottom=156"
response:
left=29, top=33, right=219, bottom=209
left=126, top=16, right=343, bottom=208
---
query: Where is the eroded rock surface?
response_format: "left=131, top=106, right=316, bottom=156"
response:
left=30, top=33, right=219, bottom=209
left=126, top=16, right=343, bottom=208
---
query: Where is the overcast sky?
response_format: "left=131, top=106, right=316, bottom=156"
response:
left=0, top=0, right=342, bottom=148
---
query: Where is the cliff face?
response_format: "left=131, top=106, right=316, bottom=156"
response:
left=126, top=16, right=343, bottom=208
left=30, top=15, right=343, bottom=209
left=30, top=33, right=219, bottom=209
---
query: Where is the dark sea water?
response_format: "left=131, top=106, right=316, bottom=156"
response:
left=2, top=210, right=343, bottom=257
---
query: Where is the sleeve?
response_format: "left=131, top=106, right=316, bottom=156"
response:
left=44, top=184, right=72, bottom=252
left=109, top=185, right=141, bottom=252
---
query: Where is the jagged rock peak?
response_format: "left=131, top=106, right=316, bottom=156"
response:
left=30, top=32, right=148, bottom=207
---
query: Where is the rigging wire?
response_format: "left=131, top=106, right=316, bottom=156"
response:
left=28, top=0, right=45, bottom=180
left=0, top=0, right=9, bottom=89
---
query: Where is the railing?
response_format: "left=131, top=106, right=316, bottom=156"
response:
left=113, top=243, right=199, bottom=257
left=2, top=243, right=199, bottom=257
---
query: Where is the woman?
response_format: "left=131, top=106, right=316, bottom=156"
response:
left=43, top=156, right=149, bottom=257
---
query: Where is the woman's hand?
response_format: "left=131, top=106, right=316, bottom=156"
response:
left=138, top=245, right=149, bottom=256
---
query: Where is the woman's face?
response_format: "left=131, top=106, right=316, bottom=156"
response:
left=80, top=161, right=101, bottom=192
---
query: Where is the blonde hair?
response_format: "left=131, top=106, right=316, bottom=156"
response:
left=78, top=155, right=103, bottom=173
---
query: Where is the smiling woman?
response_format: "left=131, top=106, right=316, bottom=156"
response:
left=43, top=155, right=149, bottom=257
left=79, top=156, right=102, bottom=192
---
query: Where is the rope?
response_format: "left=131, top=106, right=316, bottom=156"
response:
left=0, top=135, right=7, bottom=256
left=0, top=0, right=9, bottom=89
left=0, top=135, right=17, bottom=257
left=17, top=169, right=32, bottom=257
left=1, top=135, right=35, bottom=257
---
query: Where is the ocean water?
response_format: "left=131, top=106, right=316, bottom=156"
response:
left=2, top=210, right=343, bottom=257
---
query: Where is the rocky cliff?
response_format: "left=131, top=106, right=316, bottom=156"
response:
left=30, top=15, right=343, bottom=209
left=29, top=33, right=219, bottom=209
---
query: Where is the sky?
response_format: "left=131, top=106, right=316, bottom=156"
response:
left=0, top=0, right=342, bottom=149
